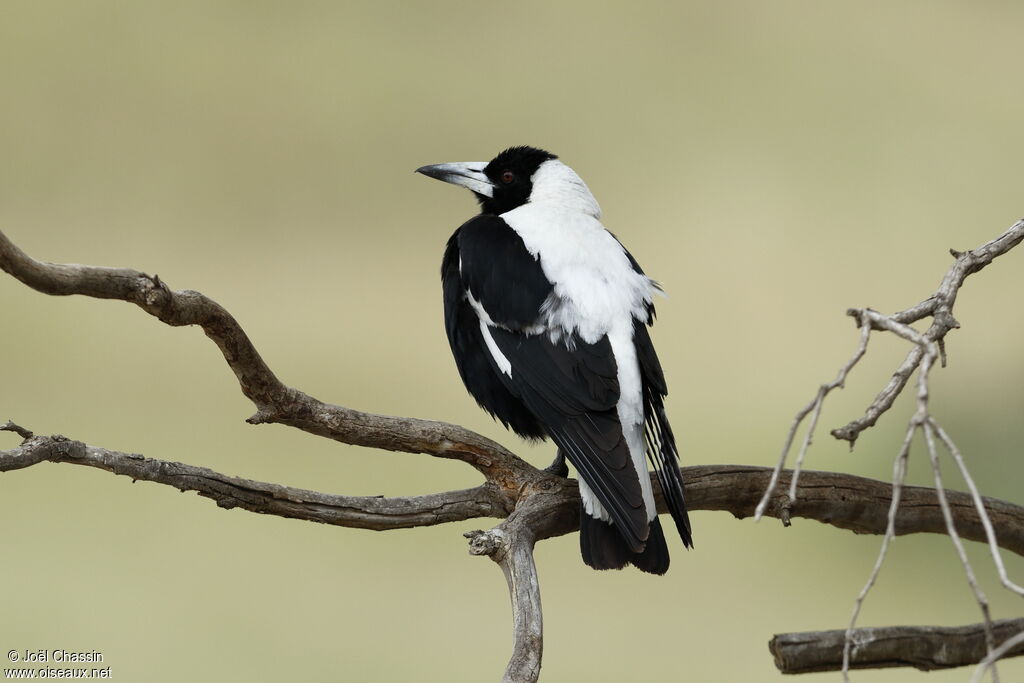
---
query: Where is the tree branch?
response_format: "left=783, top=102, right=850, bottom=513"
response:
left=6, top=224, right=1023, bottom=680
left=831, top=218, right=1024, bottom=446
left=770, top=618, right=1024, bottom=674
left=0, top=431, right=508, bottom=530
left=466, top=493, right=549, bottom=683
left=0, top=229, right=531, bottom=488
left=746, top=219, right=1024, bottom=679
left=7, top=426, right=1023, bottom=680
left=4, top=431, right=1023, bottom=559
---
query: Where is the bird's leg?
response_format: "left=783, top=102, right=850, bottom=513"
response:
left=543, top=448, right=569, bottom=478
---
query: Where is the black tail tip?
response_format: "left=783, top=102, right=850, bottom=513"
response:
left=580, top=510, right=631, bottom=571
left=629, top=517, right=670, bottom=575
left=579, top=511, right=671, bottom=575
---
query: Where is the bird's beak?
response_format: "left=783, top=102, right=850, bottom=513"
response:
left=415, top=161, right=494, bottom=198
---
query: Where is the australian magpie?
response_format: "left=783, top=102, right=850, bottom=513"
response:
left=417, top=146, right=692, bottom=574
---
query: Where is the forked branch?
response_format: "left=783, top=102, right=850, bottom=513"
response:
left=751, top=218, right=1024, bottom=680
left=4, top=223, right=1024, bottom=682
left=833, top=218, right=1024, bottom=445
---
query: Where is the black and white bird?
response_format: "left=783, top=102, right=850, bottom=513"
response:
left=417, top=146, right=692, bottom=574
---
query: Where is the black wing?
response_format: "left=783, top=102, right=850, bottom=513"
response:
left=441, top=215, right=548, bottom=438
left=444, top=214, right=652, bottom=551
left=455, top=214, right=554, bottom=328
left=489, top=328, right=650, bottom=552
left=634, top=313, right=693, bottom=548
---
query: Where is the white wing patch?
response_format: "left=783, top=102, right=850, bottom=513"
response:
left=579, top=478, right=611, bottom=522
left=466, top=291, right=514, bottom=377
left=479, top=321, right=512, bottom=377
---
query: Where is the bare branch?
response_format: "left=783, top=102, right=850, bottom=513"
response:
left=8, top=428, right=1022, bottom=679
left=754, top=320, right=871, bottom=522
left=0, top=434, right=509, bottom=530
left=466, top=490, right=552, bottom=683
left=0, top=228, right=531, bottom=485
left=841, top=421, right=913, bottom=680
left=751, top=220, right=1024, bottom=681
left=770, top=618, right=1024, bottom=674
left=832, top=218, right=1024, bottom=445
left=933, top=419, right=1024, bottom=597
left=5, top=433, right=1024, bottom=559
left=0, top=420, right=34, bottom=440
left=5, top=220, right=1022, bottom=681
left=923, top=419, right=998, bottom=672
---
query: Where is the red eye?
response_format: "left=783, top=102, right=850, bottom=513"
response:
left=501, top=170, right=515, bottom=184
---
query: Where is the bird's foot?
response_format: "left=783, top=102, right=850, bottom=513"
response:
left=543, top=450, right=569, bottom=478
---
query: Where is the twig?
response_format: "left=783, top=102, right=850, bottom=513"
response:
left=0, top=420, right=34, bottom=440
left=913, top=348, right=1000, bottom=678
left=971, top=630, right=1024, bottom=683
left=754, top=321, right=871, bottom=522
left=752, top=220, right=1024, bottom=681
left=841, top=420, right=913, bottom=681
left=932, top=420, right=1024, bottom=598
left=923, top=419, right=998, bottom=677
left=832, top=218, right=1024, bottom=445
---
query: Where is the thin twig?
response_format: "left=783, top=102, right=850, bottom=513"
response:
left=923, top=419, right=999, bottom=679
left=932, top=420, right=1024, bottom=597
left=970, top=630, right=1024, bottom=683
left=832, top=218, right=1024, bottom=445
left=755, top=220, right=1024, bottom=681
left=754, top=321, right=871, bottom=522
left=841, top=421, right=914, bottom=681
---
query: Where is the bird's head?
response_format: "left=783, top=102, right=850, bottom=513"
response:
left=418, top=146, right=599, bottom=216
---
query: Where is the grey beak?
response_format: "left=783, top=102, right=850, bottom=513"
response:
left=415, top=161, right=494, bottom=197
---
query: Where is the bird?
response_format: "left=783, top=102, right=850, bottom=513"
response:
left=416, top=146, right=692, bottom=574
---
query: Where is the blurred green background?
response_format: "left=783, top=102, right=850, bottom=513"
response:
left=2, top=1, right=1023, bottom=681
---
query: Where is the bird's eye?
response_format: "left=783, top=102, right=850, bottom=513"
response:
left=501, top=170, right=515, bottom=184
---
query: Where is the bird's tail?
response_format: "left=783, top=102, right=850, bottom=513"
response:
left=580, top=510, right=670, bottom=575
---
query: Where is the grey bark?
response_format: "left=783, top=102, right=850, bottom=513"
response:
left=4, top=224, right=1024, bottom=681
left=831, top=218, right=1024, bottom=445
left=771, top=618, right=1024, bottom=674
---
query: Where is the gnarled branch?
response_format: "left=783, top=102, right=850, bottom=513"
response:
left=4, top=430, right=1023, bottom=560
left=5, top=225, right=1024, bottom=681
left=0, top=429, right=508, bottom=530
left=0, top=229, right=530, bottom=487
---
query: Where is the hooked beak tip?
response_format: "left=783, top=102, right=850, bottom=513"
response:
left=415, top=161, right=495, bottom=197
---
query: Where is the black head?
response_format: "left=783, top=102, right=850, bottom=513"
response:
left=479, top=146, right=558, bottom=214
left=416, top=145, right=558, bottom=215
